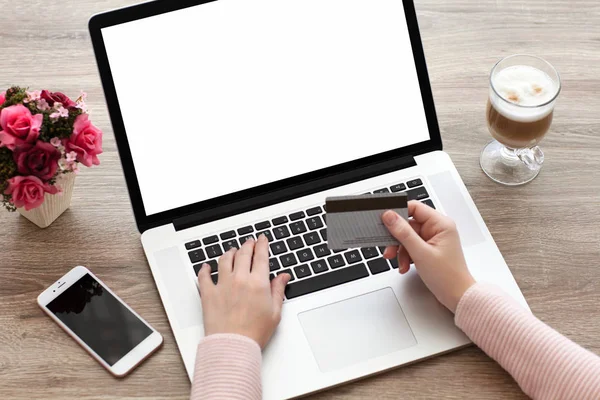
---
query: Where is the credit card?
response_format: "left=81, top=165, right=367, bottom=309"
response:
left=326, top=193, right=408, bottom=250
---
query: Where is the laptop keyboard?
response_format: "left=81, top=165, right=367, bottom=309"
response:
left=185, top=178, right=436, bottom=300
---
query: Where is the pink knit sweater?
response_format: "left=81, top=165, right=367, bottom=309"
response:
left=191, top=283, right=600, bottom=399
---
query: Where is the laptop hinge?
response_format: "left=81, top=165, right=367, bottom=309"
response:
left=173, top=155, right=416, bottom=232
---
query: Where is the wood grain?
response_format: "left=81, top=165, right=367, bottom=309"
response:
left=1, top=1, right=599, bottom=399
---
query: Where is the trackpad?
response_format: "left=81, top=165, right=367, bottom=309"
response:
left=298, top=288, right=417, bottom=372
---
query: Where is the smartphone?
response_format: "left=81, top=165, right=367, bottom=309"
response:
left=37, top=266, right=163, bottom=377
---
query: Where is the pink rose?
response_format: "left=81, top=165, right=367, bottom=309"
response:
left=41, top=90, right=76, bottom=109
left=4, top=175, right=59, bottom=211
left=65, top=114, right=103, bottom=167
left=0, top=105, right=43, bottom=150
left=14, top=141, right=61, bottom=180
left=0, top=91, right=5, bottom=106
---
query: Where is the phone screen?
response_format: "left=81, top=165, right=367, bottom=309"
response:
left=47, top=273, right=153, bottom=366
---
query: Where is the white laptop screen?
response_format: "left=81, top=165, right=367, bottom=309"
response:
left=101, top=0, right=431, bottom=216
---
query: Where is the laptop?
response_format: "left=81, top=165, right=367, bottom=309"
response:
left=89, top=0, right=528, bottom=398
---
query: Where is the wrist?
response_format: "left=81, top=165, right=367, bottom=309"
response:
left=450, top=275, right=476, bottom=313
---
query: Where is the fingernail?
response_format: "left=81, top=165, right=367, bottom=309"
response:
left=383, top=210, right=398, bottom=225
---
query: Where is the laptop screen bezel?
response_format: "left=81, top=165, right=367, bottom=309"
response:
left=89, top=0, right=442, bottom=233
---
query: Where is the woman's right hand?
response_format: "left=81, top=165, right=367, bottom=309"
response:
left=381, top=201, right=476, bottom=313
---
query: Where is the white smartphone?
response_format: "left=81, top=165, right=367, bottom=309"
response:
left=37, top=266, right=163, bottom=377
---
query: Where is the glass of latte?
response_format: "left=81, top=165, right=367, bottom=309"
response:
left=481, top=55, right=561, bottom=185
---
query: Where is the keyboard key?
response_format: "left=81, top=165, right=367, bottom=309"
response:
left=367, top=258, right=390, bottom=275
left=310, top=260, right=329, bottom=274
left=269, top=258, right=281, bottom=272
left=194, top=260, right=217, bottom=275
left=306, top=216, right=324, bottom=230
left=320, top=228, right=327, bottom=241
left=422, top=199, right=436, bottom=209
left=286, top=237, right=304, bottom=251
left=285, top=263, right=369, bottom=299
left=297, top=248, right=315, bottom=263
left=211, top=274, right=218, bottom=284
left=280, top=253, right=298, bottom=267
left=188, top=249, right=206, bottom=264
left=222, top=239, right=240, bottom=251
left=303, top=232, right=321, bottom=246
left=273, top=216, right=289, bottom=226
left=390, top=183, right=407, bottom=193
left=306, top=206, right=322, bottom=216
left=270, top=273, right=275, bottom=281
left=220, top=230, right=236, bottom=240
left=185, top=240, right=201, bottom=250
left=361, top=247, right=379, bottom=259
left=290, top=221, right=307, bottom=235
left=274, top=226, right=291, bottom=240
left=313, top=243, right=331, bottom=258
left=206, top=244, right=223, bottom=259
left=239, top=234, right=255, bottom=245
left=256, top=230, right=274, bottom=242
left=389, top=257, right=399, bottom=269
left=277, top=269, right=295, bottom=282
left=203, top=235, right=219, bottom=245
left=407, top=178, right=423, bottom=188
left=294, top=264, right=312, bottom=279
left=193, top=263, right=202, bottom=276
left=322, top=204, right=327, bottom=212
left=327, top=254, right=346, bottom=269
left=374, top=188, right=390, bottom=194
left=406, top=186, right=429, bottom=201
left=270, top=241, right=288, bottom=255
left=255, top=221, right=271, bottom=230
left=237, top=226, right=254, bottom=235
left=207, top=259, right=219, bottom=273
left=344, top=250, right=362, bottom=264
left=289, top=211, right=305, bottom=221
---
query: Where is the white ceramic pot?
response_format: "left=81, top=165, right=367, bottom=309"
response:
left=17, top=173, right=75, bottom=228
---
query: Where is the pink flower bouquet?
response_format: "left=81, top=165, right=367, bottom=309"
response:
left=0, top=87, right=102, bottom=212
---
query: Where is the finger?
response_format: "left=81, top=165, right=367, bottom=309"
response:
left=197, top=264, right=215, bottom=298
left=409, top=219, right=423, bottom=237
left=383, top=220, right=423, bottom=259
left=408, top=200, right=442, bottom=225
left=218, top=248, right=236, bottom=280
left=251, top=234, right=270, bottom=278
left=233, top=238, right=255, bottom=277
left=397, top=246, right=412, bottom=274
left=382, top=210, right=428, bottom=257
left=383, top=246, right=398, bottom=259
left=271, top=273, right=291, bottom=319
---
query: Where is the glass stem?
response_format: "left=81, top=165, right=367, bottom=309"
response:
left=501, top=146, right=520, bottom=160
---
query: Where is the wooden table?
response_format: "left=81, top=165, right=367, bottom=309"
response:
left=1, top=1, right=599, bottom=398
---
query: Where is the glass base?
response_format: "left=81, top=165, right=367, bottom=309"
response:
left=480, top=140, right=541, bottom=186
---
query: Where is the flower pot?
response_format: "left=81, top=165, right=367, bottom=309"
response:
left=17, top=173, right=75, bottom=228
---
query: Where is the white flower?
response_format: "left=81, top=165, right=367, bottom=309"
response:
left=24, top=90, right=41, bottom=103
left=37, top=98, right=50, bottom=111
left=50, top=137, right=62, bottom=147
left=49, top=104, right=69, bottom=121
left=58, top=159, right=68, bottom=171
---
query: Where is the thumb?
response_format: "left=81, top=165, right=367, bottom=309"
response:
left=271, top=273, right=291, bottom=318
left=382, top=210, right=428, bottom=257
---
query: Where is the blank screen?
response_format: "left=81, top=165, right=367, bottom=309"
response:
left=47, top=274, right=152, bottom=366
left=101, top=0, right=430, bottom=216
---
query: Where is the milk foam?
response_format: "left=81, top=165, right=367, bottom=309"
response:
left=490, top=65, right=558, bottom=122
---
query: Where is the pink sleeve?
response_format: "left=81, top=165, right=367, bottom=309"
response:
left=455, top=283, right=600, bottom=399
left=190, top=333, right=262, bottom=400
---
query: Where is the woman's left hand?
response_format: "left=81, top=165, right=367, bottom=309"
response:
left=197, top=235, right=291, bottom=348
